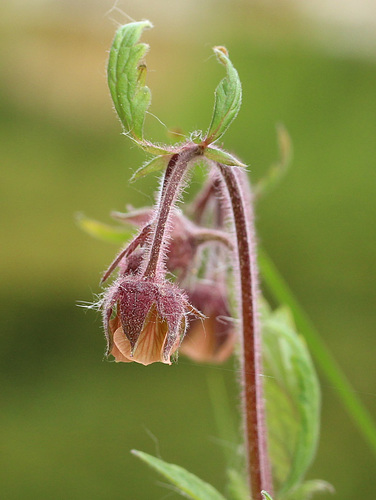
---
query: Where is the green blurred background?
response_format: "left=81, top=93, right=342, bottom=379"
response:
left=1, top=0, right=376, bottom=498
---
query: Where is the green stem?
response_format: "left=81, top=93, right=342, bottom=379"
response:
left=258, top=248, right=376, bottom=456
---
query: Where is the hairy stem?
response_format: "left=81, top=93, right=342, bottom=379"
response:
left=194, top=228, right=233, bottom=249
left=143, top=145, right=201, bottom=279
left=101, top=224, right=151, bottom=283
left=217, top=163, right=273, bottom=499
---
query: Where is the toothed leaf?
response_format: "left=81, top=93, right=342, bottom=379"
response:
left=206, top=46, right=242, bottom=144
left=131, top=155, right=171, bottom=181
left=76, top=214, right=135, bottom=244
left=205, top=145, right=246, bottom=167
left=108, top=21, right=153, bottom=141
left=262, top=305, right=321, bottom=496
left=132, top=450, right=226, bottom=500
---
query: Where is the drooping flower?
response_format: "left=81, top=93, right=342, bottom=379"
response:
left=103, top=276, right=193, bottom=365
left=180, top=282, right=237, bottom=363
left=109, top=207, right=231, bottom=280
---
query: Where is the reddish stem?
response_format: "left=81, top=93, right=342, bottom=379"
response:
left=143, top=145, right=201, bottom=279
left=217, top=163, right=273, bottom=499
left=101, top=224, right=152, bottom=283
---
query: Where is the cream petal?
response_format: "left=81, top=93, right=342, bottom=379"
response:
left=132, top=304, right=170, bottom=365
left=180, top=318, right=215, bottom=362
left=181, top=317, right=236, bottom=363
left=112, top=327, right=133, bottom=362
left=212, top=332, right=237, bottom=363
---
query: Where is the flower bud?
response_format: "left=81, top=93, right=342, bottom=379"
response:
left=103, top=277, right=190, bottom=365
left=180, top=283, right=236, bottom=363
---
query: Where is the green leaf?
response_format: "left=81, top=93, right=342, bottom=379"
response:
left=132, top=450, right=227, bottom=500
left=259, top=248, right=376, bottom=460
left=76, top=214, right=135, bottom=244
left=205, top=371, right=248, bottom=500
left=107, top=21, right=153, bottom=141
left=254, top=125, right=292, bottom=201
left=226, top=469, right=249, bottom=500
left=206, top=46, right=242, bottom=144
left=281, top=480, right=334, bottom=500
left=261, top=491, right=274, bottom=500
left=262, top=303, right=321, bottom=495
left=272, top=304, right=296, bottom=332
left=204, top=145, right=247, bottom=168
left=140, top=141, right=176, bottom=155
left=130, top=155, right=171, bottom=181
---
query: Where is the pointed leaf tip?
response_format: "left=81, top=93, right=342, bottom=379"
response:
left=130, top=155, right=171, bottom=181
left=76, top=213, right=135, bottom=244
left=213, top=46, right=229, bottom=58
left=262, top=492, right=274, bottom=500
left=132, top=450, right=227, bottom=500
left=205, top=145, right=247, bottom=168
left=205, top=45, right=242, bottom=144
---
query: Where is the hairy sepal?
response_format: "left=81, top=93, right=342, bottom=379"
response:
left=131, top=155, right=171, bottom=181
left=205, top=145, right=247, bottom=168
left=139, top=140, right=176, bottom=155
left=108, top=21, right=153, bottom=141
left=206, top=46, right=242, bottom=144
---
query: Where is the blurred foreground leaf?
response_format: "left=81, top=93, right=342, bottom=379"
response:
left=226, top=469, right=249, bottom=500
left=259, top=248, right=376, bottom=459
left=254, top=124, right=292, bottom=201
left=282, top=479, right=334, bottom=500
left=262, top=302, right=320, bottom=496
left=132, top=450, right=226, bottom=500
left=76, top=214, right=134, bottom=244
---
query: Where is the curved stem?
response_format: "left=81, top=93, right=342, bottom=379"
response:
left=101, top=224, right=151, bottom=283
left=143, top=145, right=200, bottom=279
left=217, top=163, right=273, bottom=499
left=194, top=228, right=233, bottom=249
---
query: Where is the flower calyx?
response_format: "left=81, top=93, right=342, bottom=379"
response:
left=103, top=276, right=200, bottom=366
